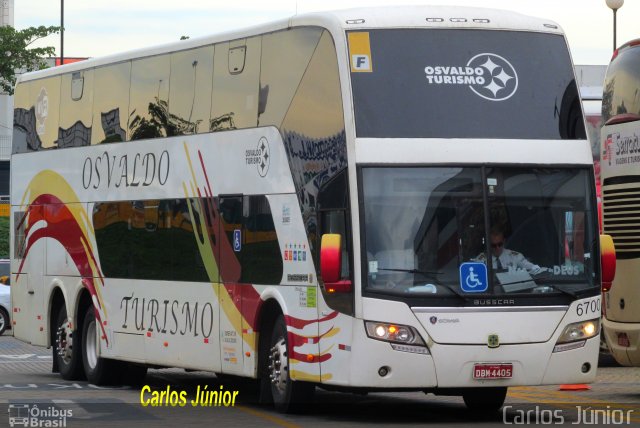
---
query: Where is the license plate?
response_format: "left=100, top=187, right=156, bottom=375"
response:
left=473, top=363, right=513, bottom=379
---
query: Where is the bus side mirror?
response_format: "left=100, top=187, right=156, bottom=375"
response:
left=320, top=233, right=352, bottom=293
left=600, top=234, right=616, bottom=292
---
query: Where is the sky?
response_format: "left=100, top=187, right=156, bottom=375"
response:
left=13, top=0, right=640, bottom=65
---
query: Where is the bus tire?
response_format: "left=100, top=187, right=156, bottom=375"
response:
left=462, top=387, right=507, bottom=413
left=81, top=305, right=121, bottom=385
left=268, top=314, right=315, bottom=413
left=0, top=307, right=9, bottom=335
left=54, top=304, right=85, bottom=380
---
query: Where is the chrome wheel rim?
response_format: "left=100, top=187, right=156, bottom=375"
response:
left=0, top=312, right=5, bottom=333
left=56, top=317, right=74, bottom=365
left=85, top=319, right=98, bottom=369
left=268, top=336, right=288, bottom=394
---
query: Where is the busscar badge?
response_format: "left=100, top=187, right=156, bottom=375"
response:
left=488, top=334, right=500, bottom=348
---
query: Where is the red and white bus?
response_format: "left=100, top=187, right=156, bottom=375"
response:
left=11, top=6, right=613, bottom=413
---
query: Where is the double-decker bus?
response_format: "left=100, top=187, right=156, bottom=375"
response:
left=600, top=38, right=640, bottom=366
left=10, top=6, right=613, bottom=413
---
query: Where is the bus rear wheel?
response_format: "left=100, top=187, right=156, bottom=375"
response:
left=268, top=314, right=315, bottom=413
left=462, top=387, right=507, bottom=413
left=81, top=305, right=123, bottom=385
left=54, top=305, right=85, bottom=380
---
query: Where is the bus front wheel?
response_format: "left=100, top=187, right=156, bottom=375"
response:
left=268, top=314, right=315, bottom=413
left=462, top=387, right=507, bottom=413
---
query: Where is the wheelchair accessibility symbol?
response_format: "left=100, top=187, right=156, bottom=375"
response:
left=459, top=262, right=488, bottom=293
left=233, top=229, right=242, bottom=252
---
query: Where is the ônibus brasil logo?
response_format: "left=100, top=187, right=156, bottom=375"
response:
left=424, top=53, right=518, bottom=101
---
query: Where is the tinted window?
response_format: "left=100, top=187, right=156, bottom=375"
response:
left=218, top=195, right=282, bottom=285
left=259, top=27, right=322, bottom=127
left=243, top=195, right=282, bottom=284
left=59, top=70, right=93, bottom=148
left=13, top=81, right=41, bottom=153
left=602, top=43, right=640, bottom=124
left=317, top=169, right=353, bottom=314
left=219, top=195, right=243, bottom=283
left=211, top=37, right=261, bottom=131
left=169, top=46, right=214, bottom=135
left=280, top=30, right=347, bottom=262
left=28, top=77, right=61, bottom=149
left=129, top=55, right=171, bottom=140
left=94, top=199, right=209, bottom=282
left=92, top=62, right=130, bottom=144
left=349, top=29, right=584, bottom=139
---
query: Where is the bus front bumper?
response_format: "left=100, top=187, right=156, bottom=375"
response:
left=343, top=331, right=599, bottom=389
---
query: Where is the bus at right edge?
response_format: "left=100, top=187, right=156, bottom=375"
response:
left=601, top=38, right=640, bottom=366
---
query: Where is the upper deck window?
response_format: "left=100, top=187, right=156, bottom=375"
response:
left=602, top=42, right=640, bottom=125
left=349, top=29, right=584, bottom=140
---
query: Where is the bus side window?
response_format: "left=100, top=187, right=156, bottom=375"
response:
left=317, top=169, right=354, bottom=315
left=92, top=62, right=130, bottom=144
left=211, top=37, right=261, bottom=131
left=218, top=195, right=283, bottom=285
left=58, top=70, right=93, bottom=148
left=318, top=169, right=351, bottom=278
left=169, top=46, right=214, bottom=136
left=242, top=195, right=283, bottom=285
left=29, top=76, right=61, bottom=149
left=218, top=195, right=243, bottom=283
left=128, top=55, right=170, bottom=140
left=258, top=27, right=323, bottom=127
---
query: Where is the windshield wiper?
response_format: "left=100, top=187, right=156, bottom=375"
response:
left=436, top=282, right=472, bottom=301
left=498, top=272, right=554, bottom=288
left=376, top=268, right=469, bottom=301
left=537, top=284, right=578, bottom=298
left=499, top=276, right=594, bottom=299
left=545, top=285, right=600, bottom=299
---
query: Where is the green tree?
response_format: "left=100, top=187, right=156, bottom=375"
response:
left=0, top=25, right=61, bottom=95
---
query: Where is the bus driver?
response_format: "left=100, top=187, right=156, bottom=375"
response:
left=479, top=226, right=543, bottom=275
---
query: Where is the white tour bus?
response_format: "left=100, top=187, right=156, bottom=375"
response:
left=11, top=6, right=614, bottom=413
left=600, top=38, right=640, bottom=366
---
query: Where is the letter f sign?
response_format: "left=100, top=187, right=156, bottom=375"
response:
left=352, top=55, right=371, bottom=72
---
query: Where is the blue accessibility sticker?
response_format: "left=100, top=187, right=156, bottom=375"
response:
left=459, top=262, right=488, bottom=293
left=233, top=229, right=242, bottom=252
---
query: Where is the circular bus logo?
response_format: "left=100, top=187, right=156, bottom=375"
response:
left=257, top=137, right=269, bottom=177
left=466, top=53, right=518, bottom=102
left=245, top=137, right=270, bottom=177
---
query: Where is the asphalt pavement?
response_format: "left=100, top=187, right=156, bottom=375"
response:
left=0, top=334, right=639, bottom=427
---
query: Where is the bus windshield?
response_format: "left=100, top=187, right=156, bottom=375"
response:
left=361, top=167, right=598, bottom=300
left=349, top=29, right=584, bottom=139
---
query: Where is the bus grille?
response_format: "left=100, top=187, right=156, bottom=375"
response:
left=602, top=178, right=640, bottom=259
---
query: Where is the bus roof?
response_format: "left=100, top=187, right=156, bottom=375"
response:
left=17, top=5, right=563, bottom=84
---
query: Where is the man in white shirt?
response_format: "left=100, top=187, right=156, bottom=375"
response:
left=488, top=228, right=542, bottom=275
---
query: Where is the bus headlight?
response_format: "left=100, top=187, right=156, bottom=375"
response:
left=553, top=319, right=600, bottom=352
left=365, top=321, right=427, bottom=348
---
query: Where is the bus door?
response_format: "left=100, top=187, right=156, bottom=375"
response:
left=12, top=207, right=46, bottom=346
left=218, top=195, right=245, bottom=375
